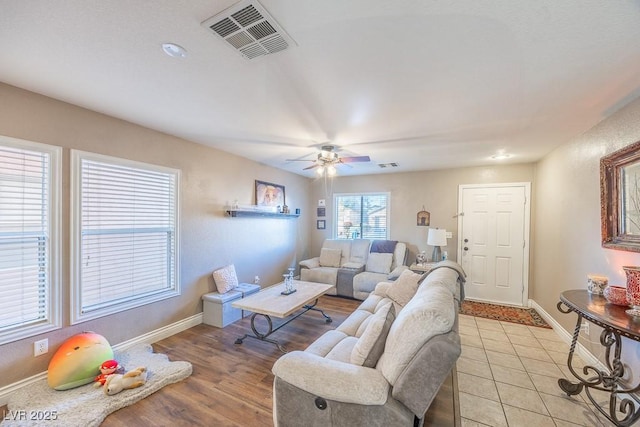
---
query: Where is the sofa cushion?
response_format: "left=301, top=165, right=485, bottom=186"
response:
left=377, top=284, right=455, bottom=385
left=326, top=336, right=358, bottom=364
left=351, top=302, right=395, bottom=367
left=350, top=239, right=371, bottom=264
left=366, top=252, right=393, bottom=274
left=212, top=264, right=238, bottom=294
left=391, top=242, right=407, bottom=270
left=387, top=269, right=423, bottom=308
left=323, top=239, right=353, bottom=266
left=387, top=265, right=408, bottom=280
left=300, top=267, right=339, bottom=286
left=319, top=248, right=342, bottom=267
left=305, top=330, right=350, bottom=357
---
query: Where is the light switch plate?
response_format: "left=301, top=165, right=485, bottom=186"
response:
left=446, top=232, right=453, bottom=238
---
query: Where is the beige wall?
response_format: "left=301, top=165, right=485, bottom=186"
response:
left=0, top=83, right=311, bottom=387
left=532, top=96, right=640, bottom=378
left=309, top=164, right=535, bottom=265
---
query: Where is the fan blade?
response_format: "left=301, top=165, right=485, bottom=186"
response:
left=340, top=156, right=370, bottom=163
left=303, top=163, right=320, bottom=170
left=285, top=159, right=315, bottom=162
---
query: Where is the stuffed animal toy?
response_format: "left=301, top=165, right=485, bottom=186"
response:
left=104, top=366, right=148, bottom=396
left=47, top=332, right=114, bottom=390
left=94, top=359, right=122, bottom=387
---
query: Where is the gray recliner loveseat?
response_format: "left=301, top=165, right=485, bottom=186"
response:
left=272, top=261, right=466, bottom=426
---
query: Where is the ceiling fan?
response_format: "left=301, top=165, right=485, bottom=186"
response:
left=287, top=145, right=371, bottom=176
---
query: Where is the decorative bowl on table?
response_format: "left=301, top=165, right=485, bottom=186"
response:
left=603, top=285, right=629, bottom=306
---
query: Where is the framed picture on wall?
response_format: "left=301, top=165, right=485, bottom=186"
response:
left=417, top=210, right=430, bottom=226
left=317, top=207, right=326, bottom=217
left=317, top=220, right=326, bottom=230
left=255, top=180, right=285, bottom=207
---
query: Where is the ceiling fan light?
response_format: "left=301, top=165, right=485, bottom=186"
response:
left=327, top=165, right=337, bottom=176
left=316, top=166, right=325, bottom=175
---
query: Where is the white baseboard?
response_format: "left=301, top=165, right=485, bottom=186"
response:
left=0, top=313, right=203, bottom=407
left=528, top=299, right=606, bottom=371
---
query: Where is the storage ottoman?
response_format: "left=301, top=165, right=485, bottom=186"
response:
left=202, top=290, right=242, bottom=328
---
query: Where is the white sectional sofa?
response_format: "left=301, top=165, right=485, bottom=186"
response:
left=299, top=239, right=371, bottom=296
left=272, top=261, right=466, bottom=426
left=299, top=239, right=408, bottom=299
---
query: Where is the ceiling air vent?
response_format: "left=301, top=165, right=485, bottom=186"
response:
left=202, top=0, right=296, bottom=60
left=378, top=163, right=399, bottom=168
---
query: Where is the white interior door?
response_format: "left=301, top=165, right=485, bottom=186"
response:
left=457, top=183, right=530, bottom=306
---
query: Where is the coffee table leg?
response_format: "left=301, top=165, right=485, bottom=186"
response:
left=235, top=313, right=288, bottom=352
left=303, top=299, right=332, bottom=323
left=235, top=299, right=332, bottom=352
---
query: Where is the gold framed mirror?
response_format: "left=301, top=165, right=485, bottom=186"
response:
left=601, top=140, right=640, bottom=252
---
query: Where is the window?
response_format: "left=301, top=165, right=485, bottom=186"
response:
left=334, top=193, right=390, bottom=240
left=71, top=151, right=180, bottom=324
left=0, top=136, right=60, bottom=345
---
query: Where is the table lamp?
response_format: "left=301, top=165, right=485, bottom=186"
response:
left=427, top=228, right=447, bottom=262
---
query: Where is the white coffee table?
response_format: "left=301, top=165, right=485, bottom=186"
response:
left=232, top=280, right=334, bottom=352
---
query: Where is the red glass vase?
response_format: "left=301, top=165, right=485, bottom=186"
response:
left=623, top=266, right=640, bottom=316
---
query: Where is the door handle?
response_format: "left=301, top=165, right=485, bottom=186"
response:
left=464, top=238, right=469, bottom=243
left=464, top=247, right=469, bottom=251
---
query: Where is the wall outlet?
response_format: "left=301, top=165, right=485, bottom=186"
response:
left=34, top=338, right=48, bottom=357
left=580, top=321, right=589, bottom=336
left=254, top=276, right=260, bottom=285
left=445, top=231, right=453, bottom=239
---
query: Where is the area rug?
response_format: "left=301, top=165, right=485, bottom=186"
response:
left=1, top=343, right=192, bottom=427
left=461, top=300, right=551, bottom=328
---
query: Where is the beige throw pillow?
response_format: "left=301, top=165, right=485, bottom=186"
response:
left=212, top=264, right=239, bottom=294
left=387, top=269, right=423, bottom=307
left=319, top=248, right=342, bottom=267
left=351, top=302, right=396, bottom=367
left=366, top=252, right=393, bottom=274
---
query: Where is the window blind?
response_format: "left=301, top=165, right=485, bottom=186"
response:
left=335, top=193, right=389, bottom=240
left=78, top=157, right=177, bottom=314
left=0, top=146, right=50, bottom=333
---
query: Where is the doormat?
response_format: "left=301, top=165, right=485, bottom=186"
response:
left=460, top=300, right=551, bottom=328
left=1, top=343, right=192, bottom=427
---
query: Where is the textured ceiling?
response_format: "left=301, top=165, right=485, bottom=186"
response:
left=1, top=0, right=640, bottom=177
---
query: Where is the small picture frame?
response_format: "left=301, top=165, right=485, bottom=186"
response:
left=417, top=210, right=430, bottom=226
left=317, top=207, right=326, bottom=217
left=317, top=220, right=326, bottom=230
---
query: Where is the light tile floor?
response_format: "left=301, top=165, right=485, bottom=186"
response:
left=457, top=314, right=612, bottom=427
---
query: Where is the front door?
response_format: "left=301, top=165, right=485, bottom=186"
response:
left=457, top=183, right=530, bottom=306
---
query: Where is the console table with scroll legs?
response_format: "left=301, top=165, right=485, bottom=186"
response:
left=557, top=290, right=640, bottom=427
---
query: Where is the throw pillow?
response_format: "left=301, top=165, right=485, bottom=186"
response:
left=319, top=248, right=342, bottom=267
left=366, top=252, right=393, bottom=274
left=387, top=269, right=422, bottom=307
left=387, top=265, right=408, bottom=280
left=212, top=264, right=238, bottom=294
left=351, top=302, right=395, bottom=367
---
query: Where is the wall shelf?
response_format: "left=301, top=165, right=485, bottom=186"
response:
left=225, top=209, right=300, bottom=219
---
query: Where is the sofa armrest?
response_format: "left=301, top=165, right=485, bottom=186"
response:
left=272, top=351, right=389, bottom=405
left=299, top=257, right=320, bottom=269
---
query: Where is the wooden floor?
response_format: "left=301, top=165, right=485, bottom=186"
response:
left=5, top=296, right=459, bottom=426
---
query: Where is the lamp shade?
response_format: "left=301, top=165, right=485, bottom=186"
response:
left=427, top=228, right=447, bottom=247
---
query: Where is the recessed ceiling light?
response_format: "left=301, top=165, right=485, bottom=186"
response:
left=491, top=153, right=511, bottom=160
left=162, top=43, right=187, bottom=58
